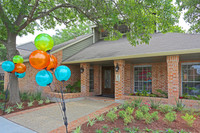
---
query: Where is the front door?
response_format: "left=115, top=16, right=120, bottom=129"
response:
left=102, top=66, right=114, bottom=97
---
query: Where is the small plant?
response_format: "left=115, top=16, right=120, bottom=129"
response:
left=144, top=113, right=154, bottom=124
left=5, top=106, right=14, bottom=114
left=0, top=103, right=5, bottom=111
left=164, top=111, right=177, bottom=123
left=152, top=130, right=162, bottom=133
left=132, top=98, right=142, bottom=108
left=38, top=100, right=44, bottom=105
left=175, top=99, right=185, bottom=111
left=113, top=127, right=120, bottom=131
left=45, top=98, right=50, bottom=103
left=119, top=110, right=126, bottom=118
left=106, top=111, right=118, bottom=122
left=143, top=127, right=152, bottom=132
left=95, top=114, right=104, bottom=121
left=123, top=114, right=134, bottom=126
left=20, top=92, right=29, bottom=101
left=124, top=127, right=131, bottom=132
left=107, top=130, right=115, bottom=133
left=102, top=124, right=108, bottom=129
left=125, top=106, right=134, bottom=115
left=150, top=99, right=161, bottom=109
left=165, top=128, right=175, bottom=133
left=122, top=101, right=130, bottom=109
left=87, top=117, right=96, bottom=127
left=135, top=110, right=144, bottom=120
left=16, top=102, right=24, bottom=110
left=133, top=126, right=140, bottom=132
left=95, top=129, right=103, bottom=133
left=139, top=105, right=150, bottom=114
left=181, top=113, right=196, bottom=127
left=177, top=129, right=188, bottom=133
left=73, top=126, right=81, bottom=133
left=34, top=92, right=42, bottom=101
left=28, top=101, right=34, bottom=107
left=112, top=107, right=118, bottom=112
left=159, top=105, right=173, bottom=113
left=151, top=111, right=159, bottom=121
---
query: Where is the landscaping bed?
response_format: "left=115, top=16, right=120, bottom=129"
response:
left=72, top=100, right=200, bottom=133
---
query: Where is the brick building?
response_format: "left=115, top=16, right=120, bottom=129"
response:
left=3, top=26, right=200, bottom=107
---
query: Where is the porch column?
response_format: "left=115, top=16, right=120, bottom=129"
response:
left=94, top=65, right=101, bottom=95
left=167, top=55, right=179, bottom=105
left=124, top=63, right=132, bottom=94
left=114, top=60, right=125, bottom=101
left=80, top=63, right=90, bottom=97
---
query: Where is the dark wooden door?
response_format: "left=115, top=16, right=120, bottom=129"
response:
left=102, top=66, right=114, bottom=97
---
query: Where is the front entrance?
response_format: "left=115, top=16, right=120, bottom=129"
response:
left=102, top=66, right=115, bottom=98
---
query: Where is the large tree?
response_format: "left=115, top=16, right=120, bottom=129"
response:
left=0, top=0, right=179, bottom=104
left=176, top=0, right=200, bottom=33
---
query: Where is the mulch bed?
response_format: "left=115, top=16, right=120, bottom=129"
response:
left=79, top=109, right=200, bottom=133
left=0, top=100, right=53, bottom=116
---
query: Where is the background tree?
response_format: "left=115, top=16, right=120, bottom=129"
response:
left=0, top=44, right=7, bottom=61
left=53, top=23, right=91, bottom=45
left=176, top=0, right=200, bottom=33
left=0, top=0, right=179, bottom=104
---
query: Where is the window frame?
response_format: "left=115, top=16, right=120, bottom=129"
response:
left=133, top=65, right=152, bottom=93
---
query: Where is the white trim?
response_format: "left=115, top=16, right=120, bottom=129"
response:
left=134, top=65, right=152, bottom=68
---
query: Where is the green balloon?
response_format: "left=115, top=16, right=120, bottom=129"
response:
left=34, top=33, right=54, bottom=52
left=13, top=55, right=23, bottom=63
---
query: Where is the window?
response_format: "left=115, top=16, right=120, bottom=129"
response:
left=89, top=69, right=94, bottom=92
left=134, top=65, right=152, bottom=93
left=181, top=63, right=200, bottom=95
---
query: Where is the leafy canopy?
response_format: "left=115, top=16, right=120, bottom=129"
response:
left=0, top=0, right=179, bottom=46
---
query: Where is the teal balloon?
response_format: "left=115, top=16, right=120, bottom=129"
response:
left=15, top=72, right=26, bottom=78
left=35, top=70, right=53, bottom=86
left=55, top=66, right=71, bottom=81
left=2, top=61, right=15, bottom=72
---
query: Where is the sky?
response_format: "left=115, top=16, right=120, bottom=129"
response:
left=16, top=9, right=190, bottom=45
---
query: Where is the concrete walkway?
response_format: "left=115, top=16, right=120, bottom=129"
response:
left=4, top=99, right=114, bottom=133
left=0, top=117, right=37, bottom=133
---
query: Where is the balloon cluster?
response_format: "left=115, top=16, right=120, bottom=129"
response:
left=29, top=33, right=71, bottom=87
left=2, top=55, right=26, bottom=78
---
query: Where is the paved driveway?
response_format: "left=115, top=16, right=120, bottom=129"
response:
left=4, top=99, right=114, bottom=133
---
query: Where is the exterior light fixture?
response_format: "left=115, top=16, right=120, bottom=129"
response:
left=115, top=63, right=119, bottom=72
left=80, top=67, right=84, bottom=73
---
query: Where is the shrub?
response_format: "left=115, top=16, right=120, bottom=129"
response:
left=16, top=102, right=24, bottom=110
left=28, top=101, right=34, bottom=107
left=38, top=100, right=44, bottom=105
left=123, top=114, right=134, bottom=126
left=5, top=106, right=14, bottom=114
left=106, top=111, right=118, bottom=122
left=73, top=126, right=81, bottom=133
left=125, top=106, right=134, bottom=115
left=119, top=110, right=126, bottom=118
left=139, top=105, right=149, bottom=114
left=175, top=99, right=185, bottom=111
left=181, top=113, right=196, bottom=127
left=95, top=114, right=104, bottom=121
left=87, top=117, right=96, bottom=127
left=144, top=113, right=154, bottom=124
left=135, top=110, right=144, bottom=120
left=159, top=105, right=173, bottom=113
left=151, top=111, right=159, bottom=121
left=164, top=111, right=177, bottom=123
left=150, top=99, right=161, bottom=109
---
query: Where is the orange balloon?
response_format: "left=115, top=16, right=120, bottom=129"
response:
left=46, top=55, right=58, bottom=71
left=11, top=69, right=15, bottom=73
left=29, top=50, right=50, bottom=69
left=15, top=63, right=26, bottom=73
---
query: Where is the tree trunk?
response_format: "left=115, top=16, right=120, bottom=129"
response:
left=5, top=32, right=21, bottom=104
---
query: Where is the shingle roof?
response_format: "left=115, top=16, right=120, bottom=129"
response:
left=17, top=34, right=92, bottom=60
left=63, top=33, right=200, bottom=63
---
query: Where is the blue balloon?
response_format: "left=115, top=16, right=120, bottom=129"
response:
left=55, top=65, right=71, bottom=81
left=2, top=61, right=15, bottom=72
left=35, top=70, right=53, bottom=86
left=15, top=72, right=26, bottom=78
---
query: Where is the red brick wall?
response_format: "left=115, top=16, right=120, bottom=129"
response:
left=94, top=65, right=101, bottom=95
left=80, top=63, right=90, bottom=96
left=124, top=63, right=132, bottom=94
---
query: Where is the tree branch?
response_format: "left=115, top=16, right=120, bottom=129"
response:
left=0, top=39, right=6, bottom=45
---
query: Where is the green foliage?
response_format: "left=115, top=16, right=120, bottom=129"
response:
left=151, top=111, right=159, bottom=121
left=112, top=107, right=118, bottom=112
left=27, top=101, right=34, bottom=107
left=5, top=106, right=14, bottom=114
left=73, top=126, right=81, bottom=133
left=164, top=111, right=177, bottom=123
left=144, top=113, right=154, bottom=124
left=45, top=98, right=50, bottom=104
left=159, top=105, right=173, bottom=113
left=20, top=92, right=29, bottom=101
left=175, top=99, right=185, bottom=111
left=150, top=99, right=161, bottom=109
left=181, top=113, right=196, bottom=127
left=125, top=106, right=134, bottom=115
left=0, top=91, right=5, bottom=100
left=95, top=114, right=104, bottom=121
left=95, top=129, right=103, bottom=133
left=135, top=110, right=144, bottom=120
left=165, top=128, right=175, bottom=133
left=156, top=89, right=168, bottom=97
left=0, top=45, right=7, bottom=61
left=123, top=114, right=134, bottom=126
left=118, top=110, right=126, bottom=118
left=38, top=100, right=44, bottom=105
left=102, top=125, right=108, bottom=129
left=65, top=80, right=81, bottom=93
left=143, top=127, right=152, bottom=132
left=131, top=98, right=142, bottom=108
left=122, top=101, right=131, bottom=109
left=87, top=117, right=96, bottom=127
left=139, top=105, right=150, bottom=114
left=0, top=80, right=4, bottom=92
left=106, top=111, right=118, bottom=122
left=0, top=102, right=5, bottom=111
left=34, top=92, right=42, bottom=101
left=113, top=127, right=120, bottom=131
left=16, top=102, right=24, bottom=110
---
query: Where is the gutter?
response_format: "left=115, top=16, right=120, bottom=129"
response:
left=61, top=48, right=200, bottom=64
